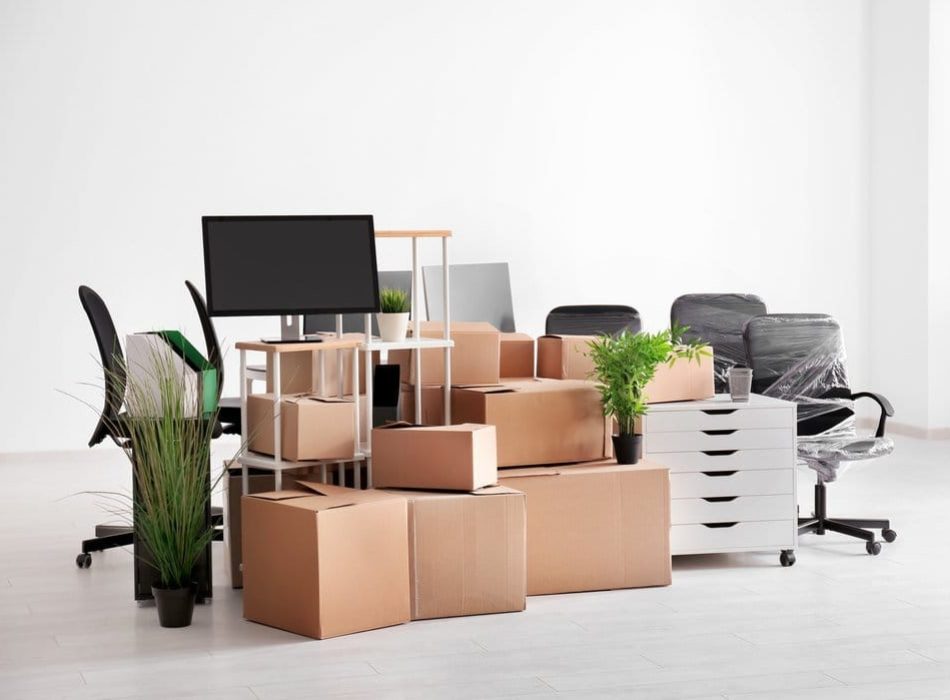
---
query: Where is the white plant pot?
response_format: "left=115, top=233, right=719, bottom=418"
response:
left=377, top=312, right=410, bottom=342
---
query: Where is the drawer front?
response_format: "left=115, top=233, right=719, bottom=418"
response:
left=645, top=428, right=794, bottom=453
left=671, top=495, right=794, bottom=525
left=672, top=520, right=795, bottom=554
left=644, top=407, right=793, bottom=433
left=648, top=449, right=794, bottom=473
left=670, top=469, right=793, bottom=498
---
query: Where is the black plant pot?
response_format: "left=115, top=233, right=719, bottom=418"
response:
left=152, top=584, right=196, bottom=628
left=612, top=433, right=643, bottom=465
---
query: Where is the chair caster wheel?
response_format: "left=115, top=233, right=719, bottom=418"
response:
left=76, top=553, right=92, bottom=569
left=780, top=550, right=795, bottom=567
left=882, top=528, right=897, bottom=543
left=866, top=541, right=882, bottom=556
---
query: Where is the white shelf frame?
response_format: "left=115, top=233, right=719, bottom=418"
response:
left=234, top=230, right=453, bottom=493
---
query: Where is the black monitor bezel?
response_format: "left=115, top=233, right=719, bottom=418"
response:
left=202, top=214, right=380, bottom=317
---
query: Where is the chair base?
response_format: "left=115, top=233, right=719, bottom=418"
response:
left=77, top=507, right=225, bottom=568
left=798, top=481, right=896, bottom=555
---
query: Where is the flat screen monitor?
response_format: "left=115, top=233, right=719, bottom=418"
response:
left=202, top=215, right=379, bottom=317
left=423, top=262, right=515, bottom=332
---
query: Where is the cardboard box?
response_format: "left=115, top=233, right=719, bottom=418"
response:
left=499, top=332, right=535, bottom=378
left=242, top=482, right=410, bottom=639
left=536, top=334, right=596, bottom=381
left=399, top=384, right=446, bottom=425
left=372, top=423, right=498, bottom=491
left=265, top=333, right=377, bottom=396
left=498, top=461, right=671, bottom=595
left=247, top=393, right=355, bottom=461
left=644, top=353, right=715, bottom=403
left=390, top=322, right=501, bottom=386
left=384, top=486, right=526, bottom=620
left=224, top=466, right=323, bottom=588
left=452, top=379, right=611, bottom=467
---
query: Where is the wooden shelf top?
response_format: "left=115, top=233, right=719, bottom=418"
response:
left=375, top=230, right=452, bottom=239
left=236, top=338, right=362, bottom=353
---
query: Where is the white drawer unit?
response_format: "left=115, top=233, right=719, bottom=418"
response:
left=655, top=448, right=794, bottom=473
left=643, top=394, right=799, bottom=566
left=670, top=470, right=793, bottom=498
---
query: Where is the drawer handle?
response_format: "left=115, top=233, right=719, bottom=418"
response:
left=702, top=429, right=737, bottom=436
left=702, top=450, right=738, bottom=456
left=702, top=409, right=737, bottom=415
left=702, top=522, right=739, bottom=528
left=701, top=470, right=737, bottom=477
left=702, top=496, right=738, bottom=503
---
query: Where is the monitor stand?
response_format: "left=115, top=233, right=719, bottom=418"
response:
left=261, top=315, right=321, bottom=344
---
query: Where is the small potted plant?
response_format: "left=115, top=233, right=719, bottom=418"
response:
left=377, top=287, right=410, bottom=342
left=587, top=326, right=709, bottom=464
left=118, top=348, right=223, bottom=627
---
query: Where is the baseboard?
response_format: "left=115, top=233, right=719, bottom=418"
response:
left=856, top=417, right=950, bottom=440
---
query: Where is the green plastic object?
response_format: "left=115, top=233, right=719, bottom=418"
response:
left=151, top=330, right=219, bottom=417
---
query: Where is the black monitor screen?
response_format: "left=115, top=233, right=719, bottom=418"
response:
left=202, top=215, right=380, bottom=316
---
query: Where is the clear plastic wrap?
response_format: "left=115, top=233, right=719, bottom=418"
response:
left=744, top=313, right=893, bottom=482
left=671, top=293, right=767, bottom=392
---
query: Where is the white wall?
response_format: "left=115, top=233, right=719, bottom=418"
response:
left=0, top=0, right=872, bottom=452
left=869, top=0, right=931, bottom=429
left=928, top=0, right=950, bottom=429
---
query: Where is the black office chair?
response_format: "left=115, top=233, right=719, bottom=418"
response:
left=744, top=313, right=897, bottom=555
left=76, top=285, right=134, bottom=568
left=185, top=281, right=241, bottom=435
left=545, top=305, right=641, bottom=336
left=671, top=293, right=767, bottom=392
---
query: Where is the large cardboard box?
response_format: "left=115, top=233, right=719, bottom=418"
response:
left=384, top=486, right=527, bottom=620
left=265, top=333, right=376, bottom=396
left=500, top=333, right=535, bottom=379
left=390, top=322, right=501, bottom=386
left=247, top=393, right=355, bottom=461
left=452, top=379, right=611, bottom=467
left=372, top=423, right=498, bottom=491
left=242, top=482, right=411, bottom=639
left=536, top=334, right=596, bottom=381
left=644, top=354, right=715, bottom=403
left=398, top=384, right=446, bottom=425
left=224, top=466, right=323, bottom=588
left=498, top=461, right=671, bottom=595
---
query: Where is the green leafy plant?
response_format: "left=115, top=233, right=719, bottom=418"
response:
left=587, top=325, right=710, bottom=435
left=379, top=287, right=410, bottom=314
left=110, top=347, right=225, bottom=589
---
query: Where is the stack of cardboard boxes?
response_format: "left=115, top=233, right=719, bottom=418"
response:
left=238, top=323, right=714, bottom=639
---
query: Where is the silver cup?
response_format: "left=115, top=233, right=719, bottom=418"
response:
left=728, top=367, right=753, bottom=402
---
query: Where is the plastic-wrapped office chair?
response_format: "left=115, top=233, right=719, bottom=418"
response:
left=545, top=305, right=641, bottom=336
left=743, top=313, right=897, bottom=555
left=76, top=285, right=134, bottom=568
left=671, top=293, right=767, bottom=392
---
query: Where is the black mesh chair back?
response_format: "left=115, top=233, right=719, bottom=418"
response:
left=78, top=286, right=126, bottom=447
left=545, top=305, right=641, bottom=336
left=743, top=313, right=853, bottom=437
left=671, top=293, right=767, bottom=392
left=185, top=280, right=223, bottom=400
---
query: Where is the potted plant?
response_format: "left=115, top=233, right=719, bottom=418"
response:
left=377, top=287, right=410, bottom=342
left=118, top=348, right=223, bottom=628
left=587, top=326, right=709, bottom=464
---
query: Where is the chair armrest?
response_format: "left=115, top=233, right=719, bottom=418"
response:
left=851, top=391, right=894, bottom=437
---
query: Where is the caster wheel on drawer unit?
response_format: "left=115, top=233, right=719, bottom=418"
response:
left=866, top=541, right=882, bottom=556
left=779, top=550, right=795, bottom=567
left=882, top=528, right=897, bottom=543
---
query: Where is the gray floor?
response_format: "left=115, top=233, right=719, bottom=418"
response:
left=1, top=436, right=949, bottom=699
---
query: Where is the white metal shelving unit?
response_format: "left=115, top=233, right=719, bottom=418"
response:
left=361, top=230, right=454, bottom=487
left=234, top=229, right=454, bottom=492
